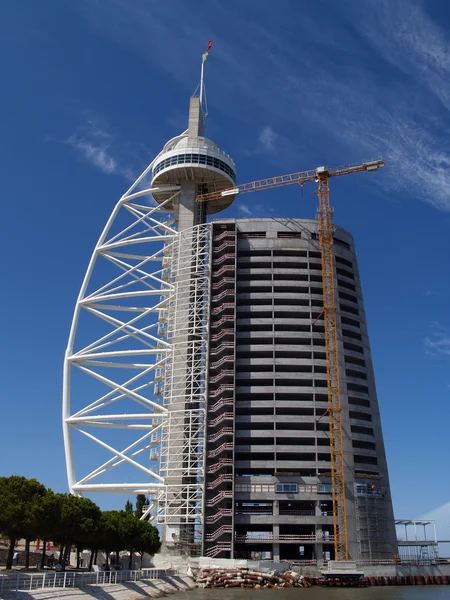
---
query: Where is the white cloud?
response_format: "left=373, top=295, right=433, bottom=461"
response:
left=72, top=0, right=450, bottom=211
left=259, top=126, right=277, bottom=152
left=238, top=203, right=253, bottom=216
left=425, top=325, right=450, bottom=357
left=66, top=118, right=138, bottom=182
left=67, top=135, right=118, bottom=174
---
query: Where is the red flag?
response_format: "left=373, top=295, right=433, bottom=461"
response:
left=202, top=41, right=213, bottom=64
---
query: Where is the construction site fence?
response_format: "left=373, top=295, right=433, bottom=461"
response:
left=0, top=568, right=178, bottom=594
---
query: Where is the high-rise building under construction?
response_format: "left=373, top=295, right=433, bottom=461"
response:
left=150, top=96, right=397, bottom=561
left=63, top=90, right=397, bottom=563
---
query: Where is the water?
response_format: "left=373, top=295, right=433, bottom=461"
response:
left=171, top=588, right=450, bottom=600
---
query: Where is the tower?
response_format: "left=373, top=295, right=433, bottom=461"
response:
left=63, top=69, right=397, bottom=562
left=62, top=88, right=239, bottom=557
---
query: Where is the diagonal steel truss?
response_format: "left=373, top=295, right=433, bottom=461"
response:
left=63, top=163, right=210, bottom=550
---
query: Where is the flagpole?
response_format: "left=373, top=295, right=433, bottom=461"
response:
left=200, top=60, right=205, bottom=107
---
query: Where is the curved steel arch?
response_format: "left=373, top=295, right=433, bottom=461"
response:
left=62, top=158, right=181, bottom=498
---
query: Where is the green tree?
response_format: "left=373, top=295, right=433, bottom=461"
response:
left=53, top=494, right=101, bottom=568
left=124, top=499, right=133, bottom=514
left=32, top=489, right=62, bottom=570
left=132, top=520, right=161, bottom=568
left=0, top=476, right=47, bottom=570
left=134, top=494, right=148, bottom=519
left=97, top=511, right=123, bottom=567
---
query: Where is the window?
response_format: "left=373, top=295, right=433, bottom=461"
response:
left=318, top=484, right=332, bottom=493
left=349, top=396, right=370, bottom=408
left=275, top=483, right=298, bottom=493
left=354, top=455, right=378, bottom=465
left=336, top=256, right=353, bottom=268
left=333, top=237, right=351, bottom=250
left=237, top=232, right=266, bottom=238
left=339, top=291, right=358, bottom=304
left=350, top=410, right=372, bottom=422
left=347, top=382, right=369, bottom=394
left=351, top=425, right=374, bottom=436
left=343, top=342, right=364, bottom=354
left=353, top=440, right=376, bottom=450
left=341, top=316, right=360, bottom=328
left=343, top=329, right=362, bottom=341
left=153, top=152, right=236, bottom=182
left=273, top=250, right=307, bottom=257
left=345, top=355, right=366, bottom=367
left=338, top=279, right=356, bottom=292
left=340, top=303, right=359, bottom=316
left=346, top=368, right=367, bottom=380
left=277, top=231, right=302, bottom=238
left=337, top=267, right=354, bottom=280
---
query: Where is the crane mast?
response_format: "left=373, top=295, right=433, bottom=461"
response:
left=197, top=159, right=385, bottom=561
left=316, top=170, right=347, bottom=560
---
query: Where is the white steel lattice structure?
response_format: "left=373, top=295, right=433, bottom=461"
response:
left=62, top=154, right=211, bottom=551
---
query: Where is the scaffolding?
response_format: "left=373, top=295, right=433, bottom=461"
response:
left=157, top=223, right=211, bottom=554
left=354, top=483, right=390, bottom=561
left=395, top=520, right=439, bottom=564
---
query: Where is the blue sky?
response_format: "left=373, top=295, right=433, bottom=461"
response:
left=1, top=0, right=450, bottom=520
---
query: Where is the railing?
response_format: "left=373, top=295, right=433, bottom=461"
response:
left=213, top=253, right=235, bottom=265
left=209, top=384, right=234, bottom=398
left=205, top=542, right=232, bottom=558
left=208, top=442, right=233, bottom=458
left=206, top=490, right=233, bottom=506
left=209, top=355, right=234, bottom=370
left=213, top=240, right=236, bottom=253
left=234, top=534, right=335, bottom=543
left=207, top=473, right=233, bottom=489
left=209, top=370, right=234, bottom=384
left=206, top=525, right=233, bottom=541
left=214, top=229, right=235, bottom=242
left=208, top=458, right=233, bottom=473
left=279, top=510, right=316, bottom=516
left=208, top=397, right=234, bottom=413
left=212, top=264, right=235, bottom=277
left=210, top=315, right=234, bottom=328
left=209, top=341, right=235, bottom=355
left=211, top=303, right=235, bottom=315
left=209, top=412, right=234, bottom=427
left=208, top=426, right=233, bottom=443
left=206, top=508, right=233, bottom=524
left=212, top=277, right=235, bottom=290
left=211, top=288, right=235, bottom=303
left=210, top=329, right=234, bottom=342
left=0, top=569, right=177, bottom=594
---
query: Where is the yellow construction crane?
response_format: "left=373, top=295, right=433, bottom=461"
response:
left=197, top=159, right=385, bottom=561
